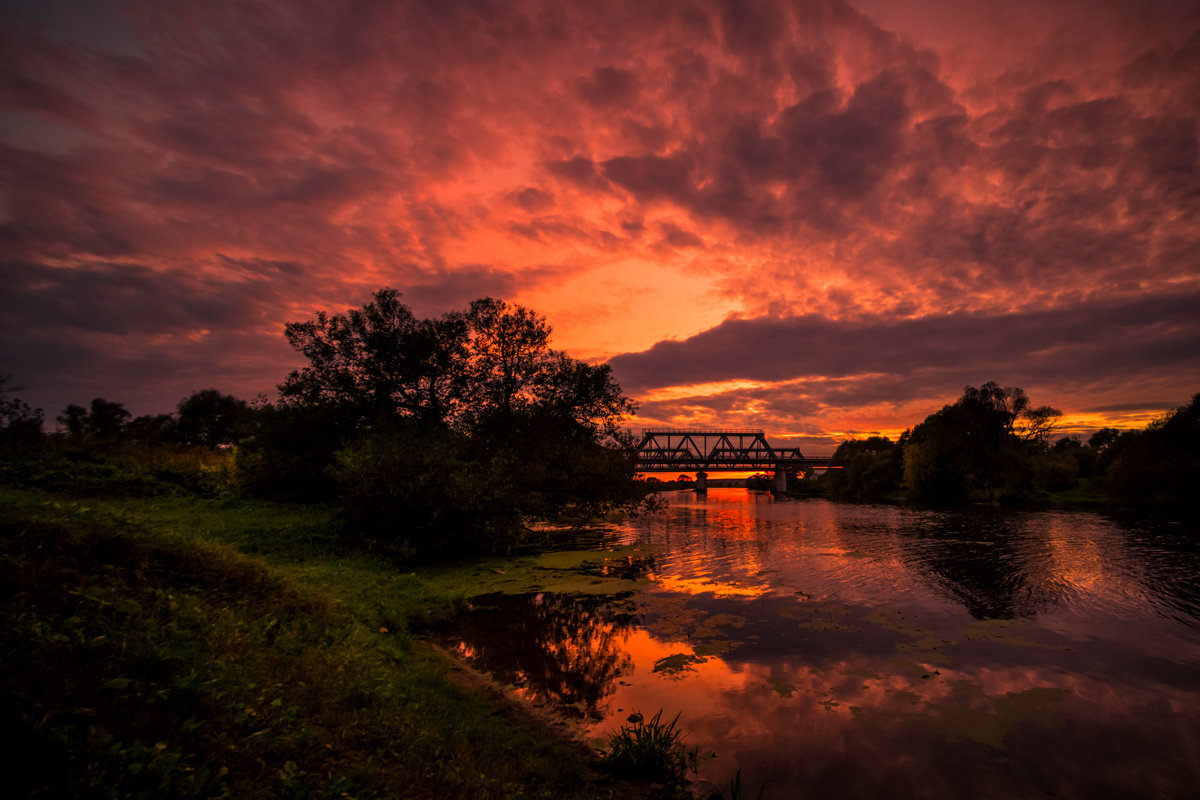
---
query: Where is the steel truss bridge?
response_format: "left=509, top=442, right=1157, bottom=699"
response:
left=635, top=429, right=830, bottom=473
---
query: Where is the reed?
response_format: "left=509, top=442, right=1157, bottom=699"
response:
left=601, top=709, right=698, bottom=786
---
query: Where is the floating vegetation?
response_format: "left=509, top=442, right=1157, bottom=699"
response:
left=925, top=686, right=1072, bottom=748
left=652, top=652, right=709, bottom=676
left=964, top=619, right=1072, bottom=650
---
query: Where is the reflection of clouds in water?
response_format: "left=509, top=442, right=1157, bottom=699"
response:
left=452, top=493, right=1200, bottom=797
left=602, top=633, right=1200, bottom=798
left=604, top=493, right=1200, bottom=796
left=619, top=490, right=1200, bottom=629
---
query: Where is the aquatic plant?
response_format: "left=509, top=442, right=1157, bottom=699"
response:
left=601, top=709, right=698, bottom=786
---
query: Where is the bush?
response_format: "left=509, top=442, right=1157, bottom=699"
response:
left=234, top=404, right=355, bottom=502
left=822, top=436, right=901, bottom=501
left=601, top=709, right=697, bottom=787
left=0, top=445, right=235, bottom=498
left=330, top=419, right=524, bottom=560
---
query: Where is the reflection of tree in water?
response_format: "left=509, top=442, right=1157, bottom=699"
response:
left=449, top=592, right=636, bottom=721
left=898, top=510, right=1068, bottom=620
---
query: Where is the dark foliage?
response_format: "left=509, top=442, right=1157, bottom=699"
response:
left=58, top=397, right=132, bottom=441
left=265, top=289, right=642, bottom=555
left=176, top=389, right=251, bottom=448
left=1107, top=394, right=1200, bottom=509
left=234, top=403, right=355, bottom=502
left=901, top=383, right=1062, bottom=504
left=279, top=289, right=472, bottom=426
left=822, top=436, right=902, bottom=501
left=1, top=374, right=45, bottom=453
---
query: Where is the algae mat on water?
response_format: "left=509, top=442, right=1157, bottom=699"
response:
left=423, top=543, right=658, bottom=597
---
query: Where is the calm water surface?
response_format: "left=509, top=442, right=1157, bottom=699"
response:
left=449, top=490, right=1200, bottom=798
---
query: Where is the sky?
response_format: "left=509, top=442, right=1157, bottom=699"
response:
left=2, top=0, right=1198, bottom=453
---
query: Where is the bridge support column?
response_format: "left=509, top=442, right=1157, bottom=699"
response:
left=694, top=471, right=708, bottom=493
left=773, top=465, right=787, bottom=495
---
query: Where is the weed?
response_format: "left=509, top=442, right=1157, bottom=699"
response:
left=601, top=709, right=699, bottom=786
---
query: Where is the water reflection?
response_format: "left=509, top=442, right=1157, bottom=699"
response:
left=896, top=510, right=1069, bottom=619
left=450, top=592, right=636, bottom=721
left=447, top=491, right=1200, bottom=798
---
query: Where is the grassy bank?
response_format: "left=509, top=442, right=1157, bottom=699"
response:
left=0, top=468, right=652, bottom=799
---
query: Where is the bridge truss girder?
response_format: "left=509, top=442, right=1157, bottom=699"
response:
left=635, top=429, right=828, bottom=472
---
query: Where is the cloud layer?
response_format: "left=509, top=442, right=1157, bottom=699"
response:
left=1, top=0, right=1197, bottom=444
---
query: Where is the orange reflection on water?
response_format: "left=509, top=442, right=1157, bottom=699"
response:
left=652, top=574, right=771, bottom=598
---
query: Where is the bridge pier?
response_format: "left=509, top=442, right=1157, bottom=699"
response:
left=773, top=465, right=787, bottom=495
left=695, top=471, right=708, bottom=493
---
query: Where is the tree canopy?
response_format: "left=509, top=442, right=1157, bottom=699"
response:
left=901, top=382, right=1062, bottom=503
left=278, top=288, right=634, bottom=438
left=264, top=289, right=642, bottom=557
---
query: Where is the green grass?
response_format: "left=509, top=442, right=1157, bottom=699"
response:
left=0, top=481, right=633, bottom=799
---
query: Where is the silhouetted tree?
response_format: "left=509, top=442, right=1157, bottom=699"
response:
left=902, top=383, right=1062, bottom=503
left=58, top=398, right=131, bottom=441
left=0, top=374, right=44, bottom=452
left=124, top=414, right=177, bottom=445
left=1107, top=394, right=1200, bottom=509
left=57, top=403, right=88, bottom=436
left=279, top=289, right=633, bottom=438
left=262, top=289, right=641, bottom=548
left=1088, top=427, right=1122, bottom=451
left=176, top=389, right=250, bottom=447
left=279, top=289, right=471, bottom=426
left=466, top=297, right=553, bottom=427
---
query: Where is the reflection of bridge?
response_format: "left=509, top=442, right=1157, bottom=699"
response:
left=635, top=429, right=831, bottom=492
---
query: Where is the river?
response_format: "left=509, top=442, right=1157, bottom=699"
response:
left=447, top=489, right=1200, bottom=798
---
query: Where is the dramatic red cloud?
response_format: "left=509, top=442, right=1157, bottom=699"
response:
left=2, top=0, right=1197, bottom=449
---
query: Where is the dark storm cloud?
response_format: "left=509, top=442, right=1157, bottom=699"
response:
left=609, top=290, right=1200, bottom=396
left=1084, top=401, right=1184, bottom=414
left=0, top=256, right=302, bottom=416
left=0, top=258, right=288, bottom=337
left=577, top=66, right=640, bottom=108
left=545, top=156, right=610, bottom=190
left=657, top=222, right=705, bottom=250
left=601, top=154, right=696, bottom=204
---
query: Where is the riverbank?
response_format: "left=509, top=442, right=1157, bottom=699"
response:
left=0, top=482, right=673, bottom=799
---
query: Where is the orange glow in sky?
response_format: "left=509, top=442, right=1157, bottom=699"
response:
left=1, top=0, right=1196, bottom=445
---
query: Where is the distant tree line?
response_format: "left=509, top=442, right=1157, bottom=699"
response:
left=815, top=382, right=1200, bottom=511
left=4, top=360, right=1198, bottom=545
left=2, top=289, right=647, bottom=560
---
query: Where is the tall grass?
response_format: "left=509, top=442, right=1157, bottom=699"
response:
left=601, top=709, right=698, bottom=786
